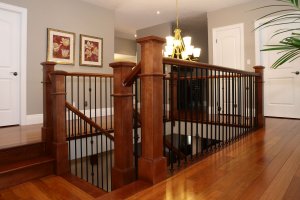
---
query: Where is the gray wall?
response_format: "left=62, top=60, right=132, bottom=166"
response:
left=136, top=22, right=172, bottom=61
left=114, top=37, right=136, bottom=56
left=207, top=0, right=278, bottom=71
left=173, top=14, right=209, bottom=63
left=1, top=0, right=114, bottom=115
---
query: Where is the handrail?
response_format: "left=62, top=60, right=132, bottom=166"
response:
left=122, top=62, right=141, bottom=87
left=52, top=70, right=113, bottom=78
left=165, top=74, right=257, bottom=80
left=65, top=101, right=115, bottom=141
left=163, top=57, right=260, bottom=76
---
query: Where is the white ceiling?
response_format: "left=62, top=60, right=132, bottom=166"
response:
left=82, top=0, right=256, bottom=36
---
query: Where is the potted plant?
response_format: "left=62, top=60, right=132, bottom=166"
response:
left=256, top=0, right=300, bottom=68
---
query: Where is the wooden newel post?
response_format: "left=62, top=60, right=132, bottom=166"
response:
left=110, top=62, right=136, bottom=190
left=253, top=66, right=265, bottom=128
left=51, top=71, right=69, bottom=175
left=137, top=36, right=167, bottom=184
left=41, top=62, right=56, bottom=154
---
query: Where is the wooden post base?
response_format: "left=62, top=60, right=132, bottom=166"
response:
left=112, top=167, right=136, bottom=190
left=52, top=142, right=69, bottom=175
left=138, top=157, right=167, bottom=184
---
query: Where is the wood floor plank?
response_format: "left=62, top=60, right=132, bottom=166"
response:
left=41, top=176, right=94, bottom=200
left=283, top=176, right=300, bottom=200
left=259, top=135, right=300, bottom=200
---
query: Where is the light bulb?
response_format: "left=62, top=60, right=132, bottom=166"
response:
left=183, top=36, right=191, bottom=46
left=166, top=36, right=174, bottom=46
left=193, top=48, right=201, bottom=58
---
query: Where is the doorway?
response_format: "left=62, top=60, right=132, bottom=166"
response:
left=0, top=2, right=27, bottom=126
left=255, top=18, right=300, bottom=119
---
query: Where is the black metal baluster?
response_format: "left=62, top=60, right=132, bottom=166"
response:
left=205, top=68, right=209, bottom=152
left=95, top=77, right=99, bottom=188
left=200, top=68, right=204, bottom=154
left=105, top=77, right=108, bottom=130
left=106, top=136, right=108, bottom=191
left=238, top=75, right=242, bottom=138
left=83, top=77, right=89, bottom=182
left=233, top=73, right=236, bottom=140
left=222, top=71, right=225, bottom=144
left=177, top=67, right=181, bottom=167
left=218, top=70, right=221, bottom=147
left=77, top=76, right=83, bottom=178
left=183, top=67, right=188, bottom=163
left=190, top=68, right=193, bottom=159
left=100, top=77, right=103, bottom=128
left=110, top=77, right=113, bottom=130
left=163, top=64, right=166, bottom=157
left=195, top=68, right=199, bottom=157
left=210, top=69, right=213, bottom=150
left=134, top=80, right=139, bottom=178
left=214, top=69, right=217, bottom=149
left=89, top=77, right=94, bottom=184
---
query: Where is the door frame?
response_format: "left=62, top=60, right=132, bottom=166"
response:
left=0, top=2, right=27, bottom=125
left=212, top=23, right=245, bottom=70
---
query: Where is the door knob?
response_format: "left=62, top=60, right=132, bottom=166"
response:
left=10, top=72, right=18, bottom=76
left=292, top=71, right=299, bottom=75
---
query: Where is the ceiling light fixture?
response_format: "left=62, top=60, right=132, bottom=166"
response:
left=164, top=0, right=201, bottom=61
left=156, top=11, right=160, bottom=15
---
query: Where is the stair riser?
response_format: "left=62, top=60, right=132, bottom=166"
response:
left=0, top=161, right=54, bottom=190
left=0, top=143, right=46, bottom=165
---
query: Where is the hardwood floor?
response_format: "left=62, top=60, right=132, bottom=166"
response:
left=0, top=124, right=42, bottom=149
left=127, top=118, right=300, bottom=200
left=0, top=175, right=95, bottom=200
left=0, top=118, right=299, bottom=200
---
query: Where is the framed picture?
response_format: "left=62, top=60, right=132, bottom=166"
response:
left=47, top=28, right=75, bottom=65
left=80, top=34, right=103, bottom=67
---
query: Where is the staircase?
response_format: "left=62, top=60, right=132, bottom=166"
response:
left=0, top=142, right=55, bottom=189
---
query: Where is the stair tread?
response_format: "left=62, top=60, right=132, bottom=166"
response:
left=0, top=155, right=54, bottom=174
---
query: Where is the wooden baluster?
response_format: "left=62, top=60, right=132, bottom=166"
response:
left=51, top=71, right=69, bottom=175
left=253, top=66, right=265, bottom=128
left=41, top=62, right=56, bottom=154
left=110, top=61, right=136, bottom=190
left=137, top=36, right=167, bottom=184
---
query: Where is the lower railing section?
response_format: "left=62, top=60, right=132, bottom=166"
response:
left=162, top=58, right=262, bottom=171
left=63, top=72, right=115, bottom=192
left=66, top=102, right=114, bottom=192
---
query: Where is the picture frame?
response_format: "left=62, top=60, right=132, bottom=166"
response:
left=80, top=34, right=103, bottom=67
left=47, top=28, right=75, bottom=65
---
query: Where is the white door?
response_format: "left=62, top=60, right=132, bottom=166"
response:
left=0, top=6, right=21, bottom=126
left=213, top=23, right=244, bottom=69
left=256, top=21, right=300, bottom=118
left=213, top=24, right=245, bottom=115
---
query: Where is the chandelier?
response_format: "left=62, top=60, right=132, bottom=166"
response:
left=164, top=0, right=201, bottom=60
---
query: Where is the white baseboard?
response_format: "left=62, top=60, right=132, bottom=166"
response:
left=23, top=107, right=114, bottom=125
left=23, top=114, right=43, bottom=125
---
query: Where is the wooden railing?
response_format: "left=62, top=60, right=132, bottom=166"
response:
left=162, top=58, right=264, bottom=170
left=41, top=65, right=116, bottom=191
left=41, top=35, right=265, bottom=192
left=122, top=36, right=264, bottom=181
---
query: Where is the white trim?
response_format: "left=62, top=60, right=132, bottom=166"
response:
left=24, top=107, right=114, bottom=125
left=212, top=23, right=245, bottom=70
left=0, top=2, right=27, bottom=126
left=25, top=114, right=43, bottom=125
left=254, top=20, right=262, bottom=65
